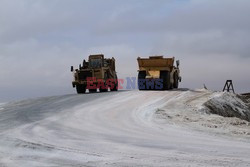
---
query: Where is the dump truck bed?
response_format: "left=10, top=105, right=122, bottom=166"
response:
left=137, top=56, right=175, bottom=71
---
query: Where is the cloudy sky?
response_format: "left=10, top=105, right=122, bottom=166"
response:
left=0, top=0, right=250, bottom=102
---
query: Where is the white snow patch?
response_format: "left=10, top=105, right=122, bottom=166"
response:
left=155, top=90, right=250, bottom=138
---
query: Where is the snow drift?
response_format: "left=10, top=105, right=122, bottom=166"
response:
left=202, top=92, right=250, bottom=122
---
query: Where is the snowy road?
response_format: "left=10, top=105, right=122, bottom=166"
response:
left=0, top=90, right=250, bottom=166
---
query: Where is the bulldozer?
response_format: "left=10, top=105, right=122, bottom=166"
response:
left=71, top=54, right=118, bottom=94
left=137, top=56, right=181, bottom=90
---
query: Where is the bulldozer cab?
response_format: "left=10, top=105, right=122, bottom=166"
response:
left=88, top=54, right=104, bottom=68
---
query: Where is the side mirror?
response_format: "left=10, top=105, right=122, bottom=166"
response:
left=79, top=64, right=82, bottom=69
left=176, top=60, right=180, bottom=67
left=71, top=66, right=74, bottom=72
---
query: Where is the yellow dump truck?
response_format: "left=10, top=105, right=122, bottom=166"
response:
left=71, top=54, right=118, bottom=94
left=137, top=56, right=181, bottom=90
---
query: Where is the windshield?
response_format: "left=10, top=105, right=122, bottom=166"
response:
left=89, top=59, right=102, bottom=68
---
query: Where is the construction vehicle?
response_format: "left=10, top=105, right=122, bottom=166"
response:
left=71, top=54, right=118, bottom=94
left=137, top=56, right=181, bottom=90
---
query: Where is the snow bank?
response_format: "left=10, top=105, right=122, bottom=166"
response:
left=203, top=92, right=250, bottom=122
left=154, top=90, right=250, bottom=137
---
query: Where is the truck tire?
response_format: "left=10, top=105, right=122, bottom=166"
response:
left=173, top=72, right=179, bottom=89
left=100, top=86, right=108, bottom=92
left=138, top=71, right=146, bottom=90
left=100, top=89, right=108, bottom=92
left=76, top=84, right=86, bottom=94
left=89, top=89, right=97, bottom=93
left=111, top=81, right=118, bottom=91
left=99, top=80, right=108, bottom=92
left=160, top=71, right=171, bottom=90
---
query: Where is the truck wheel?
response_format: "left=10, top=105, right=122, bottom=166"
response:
left=138, top=71, right=146, bottom=90
left=100, top=89, right=108, bottom=92
left=76, top=84, right=86, bottom=94
left=111, top=81, right=118, bottom=91
left=89, top=89, right=97, bottom=93
left=99, top=81, right=108, bottom=92
left=100, top=88, right=108, bottom=92
left=160, top=71, right=171, bottom=90
left=173, top=72, right=179, bottom=89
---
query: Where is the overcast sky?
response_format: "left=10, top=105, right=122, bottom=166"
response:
left=0, top=0, right=250, bottom=102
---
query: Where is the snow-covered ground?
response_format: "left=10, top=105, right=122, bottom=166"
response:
left=0, top=90, right=250, bottom=166
left=155, top=89, right=250, bottom=137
